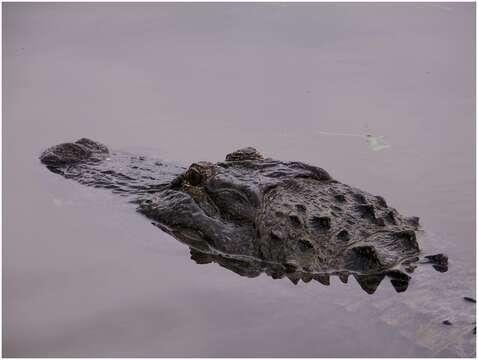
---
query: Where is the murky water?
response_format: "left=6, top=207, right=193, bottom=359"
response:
left=3, top=3, right=475, bottom=357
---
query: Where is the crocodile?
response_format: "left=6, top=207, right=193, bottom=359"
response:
left=38, top=138, right=478, bottom=356
left=39, top=138, right=448, bottom=294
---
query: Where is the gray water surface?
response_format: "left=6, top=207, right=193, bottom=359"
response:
left=3, top=3, right=476, bottom=357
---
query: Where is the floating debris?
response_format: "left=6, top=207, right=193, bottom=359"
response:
left=365, top=134, right=391, bottom=151
left=316, top=130, right=391, bottom=151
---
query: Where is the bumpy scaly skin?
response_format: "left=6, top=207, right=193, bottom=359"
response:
left=40, top=138, right=109, bottom=166
left=40, top=139, right=446, bottom=293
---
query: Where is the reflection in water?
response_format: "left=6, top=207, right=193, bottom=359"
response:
left=187, top=246, right=447, bottom=295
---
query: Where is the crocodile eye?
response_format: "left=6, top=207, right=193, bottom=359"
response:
left=186, top=168, right=203, bottom=186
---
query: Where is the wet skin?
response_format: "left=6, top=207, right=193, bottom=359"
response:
left=40, top=138, right=447, bottom=294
